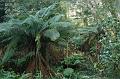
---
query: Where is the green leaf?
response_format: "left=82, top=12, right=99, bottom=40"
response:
left=74, top=60, right=81, bottom=65
left=49, top=22, right=73, bottom=33
left=35, top=8, right=47, bottom=18
left=1, top=37, right=19, bottom=64
left=63, top=68, right=74, bottom=76
left=44, top=29, right=60, bottom=41
left=22, top=15, right=35, bottom=25
left=42, top=3, right=57, bottom=18
left=48, top=14, right=65, bottom=24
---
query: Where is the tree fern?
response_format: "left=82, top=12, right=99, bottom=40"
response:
left=0, top=3, right=74, bottom=69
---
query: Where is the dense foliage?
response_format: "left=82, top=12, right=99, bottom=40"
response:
left=0, top=0, right=120, bottom=79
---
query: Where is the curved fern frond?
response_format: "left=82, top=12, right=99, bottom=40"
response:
left=44, top=29, right=60, bottom=41
left=1, top=36, right=20, bottom=64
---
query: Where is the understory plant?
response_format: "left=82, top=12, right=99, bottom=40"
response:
left=95, top=17, right=120, bottom=78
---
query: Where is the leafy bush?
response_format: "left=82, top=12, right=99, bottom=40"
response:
left=61, top=55, right=85, bottom=66
left=96, top=17, right=120, bottom=78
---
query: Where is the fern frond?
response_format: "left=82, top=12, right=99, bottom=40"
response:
left=44, top=29, right=60, bottom=41
left=1, top=36, right=20, bottom=64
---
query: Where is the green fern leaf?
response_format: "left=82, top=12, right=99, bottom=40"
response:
left=44, top=29, right=60, bottom=41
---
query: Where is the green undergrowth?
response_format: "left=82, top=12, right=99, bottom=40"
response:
left=0, top=55, right=115, bottom=79
left=0, top=69, right=112, bottom=79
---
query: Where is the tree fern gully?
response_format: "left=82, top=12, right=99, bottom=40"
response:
left=0, top=3, right=74, bottom=78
